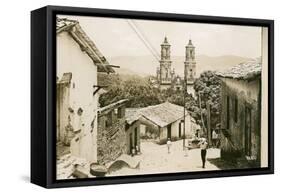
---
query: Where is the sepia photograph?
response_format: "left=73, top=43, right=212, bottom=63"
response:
left=55, top=15, right=269, bottom=180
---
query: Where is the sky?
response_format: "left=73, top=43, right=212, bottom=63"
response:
left=59, top=15, right=262, bottom=59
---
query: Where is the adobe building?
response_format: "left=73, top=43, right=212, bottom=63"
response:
left=217, top=60, right=262, bottom=166
left=136, top=102, right=200, bottom=144
left=97, top=99, right=128, bottom=164
left=97, top=99, right=141, bottom=164
left=56, top=17, right=114, bottom=163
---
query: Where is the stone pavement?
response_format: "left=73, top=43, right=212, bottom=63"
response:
left=108, top=139, right=221, bottom=176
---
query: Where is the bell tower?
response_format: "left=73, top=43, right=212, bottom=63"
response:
left=184, top=39, right=196, bottom=95
left=159, top=37, right=172, bottom=90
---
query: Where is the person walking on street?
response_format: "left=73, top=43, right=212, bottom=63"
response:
left=167, top=138, right=172, bottom=154
left=212, top=129, right=218, bottom=148
left=199, top=138, right=208, bottom=168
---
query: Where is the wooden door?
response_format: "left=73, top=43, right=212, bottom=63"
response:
left=167, top=124, right=172, bottom=139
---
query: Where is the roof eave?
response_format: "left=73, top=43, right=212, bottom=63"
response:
left=97, top=64, right=115, bottom=73
left=218, top=73, right=261, bottom=82
left=57, top=18, right=115, bottom=74
left=98, top=99, right=129, bottom=115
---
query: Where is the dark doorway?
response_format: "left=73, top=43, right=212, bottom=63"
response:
left=129, top=133, right=133, bottom=154
left=178, top=122, right=182, bottom=138
left=134, top=127, right=138, bottom=148
left=245, top=106, right=252, bottom=156
left=167, top=124, right=172, bottom=139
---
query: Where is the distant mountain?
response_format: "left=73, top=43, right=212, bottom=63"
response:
left=108, top=55, right=253, bottom=77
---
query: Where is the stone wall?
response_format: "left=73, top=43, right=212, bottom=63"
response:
left=97, top=116, right=127, bottom=164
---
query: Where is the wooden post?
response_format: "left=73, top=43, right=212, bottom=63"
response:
left=183, top=80, right=186, bottom=150
left=206, top=101, right=212, bottom=146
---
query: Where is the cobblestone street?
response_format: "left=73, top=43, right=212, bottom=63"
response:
left=108, top=140, right=221, bottom=176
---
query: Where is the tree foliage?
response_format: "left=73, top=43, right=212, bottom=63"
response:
left=99, top=71, right=221, bottom=131
left=99, top=74, right=193, bottom=108
left=99, top=74, right=162, bottom=108
left=188, top=71, right=221, bottom=130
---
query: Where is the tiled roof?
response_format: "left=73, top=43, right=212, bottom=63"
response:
left=140, top=102, right=184, bottom=127
left=56, top=17, right=114, bottom=73
left=216, top=59, right=261, bottom=80
left=125, top=108, right=142, bottom=125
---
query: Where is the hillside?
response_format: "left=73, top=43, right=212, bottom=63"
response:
left=108, top=55, right=253, bottom=77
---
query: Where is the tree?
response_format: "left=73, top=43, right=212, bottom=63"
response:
left=99, top=74, right=163, bottom=108
left=190, top=71, right=221, bottom=131
left=99, top=71, right=221, bottom=132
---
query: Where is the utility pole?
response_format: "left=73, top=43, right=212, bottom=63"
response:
left=206, top=101, right=212, bottom=146
left=183, top=77, right=186, bottom=150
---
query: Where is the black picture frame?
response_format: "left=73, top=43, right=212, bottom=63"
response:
left=31, top=5, right=274, bottom=188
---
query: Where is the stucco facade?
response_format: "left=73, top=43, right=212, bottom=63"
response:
left=57, top=31, right=99, bottom=163
left=220, top=76, right=261, bottom=165
left=56, top=17, right=115, bottom=165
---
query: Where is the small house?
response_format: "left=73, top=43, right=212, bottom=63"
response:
left=137, top=102, right=199, bottom=144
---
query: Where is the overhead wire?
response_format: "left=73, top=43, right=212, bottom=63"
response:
left=126, top=19, right=160, bottom=62
left=130, top=20, right=161, bottom=59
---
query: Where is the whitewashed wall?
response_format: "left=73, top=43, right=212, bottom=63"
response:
left=57, top=31, right=98, bottom=163
left=159, top=113, right=199, bottom=142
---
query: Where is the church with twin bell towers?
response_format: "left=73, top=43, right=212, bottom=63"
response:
left=156, top=37, right=196, bottom=96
